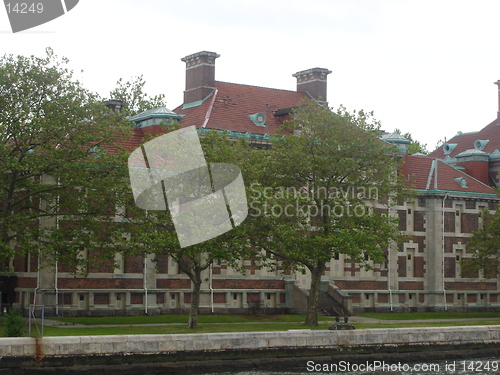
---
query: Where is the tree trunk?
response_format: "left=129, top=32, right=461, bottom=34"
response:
left=187, top=270, right=202, bottom=329
left=304, top=263, right=325, bottom=326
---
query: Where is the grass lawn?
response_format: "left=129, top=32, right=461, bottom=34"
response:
left=354, top=320, right=500, bottom=329
left=357, top=311, right=500, bottom=320
left=5, top=312, right=500, bottom=337
left=52, top=314, right=332, bottom=325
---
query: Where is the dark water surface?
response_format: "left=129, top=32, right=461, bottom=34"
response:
left=199, top=357, right=500, bottom=375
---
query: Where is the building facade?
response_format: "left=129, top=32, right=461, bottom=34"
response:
left=9, top=52, right=500, bottom=316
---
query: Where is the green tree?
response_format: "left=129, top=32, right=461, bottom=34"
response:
left=394, top=129, right=428, bottom=155
left=250, top=101, right=406, bottom=326
left=0, top=48, right=133, bottom=272
left=128, top=130, right=254, bottom=328
left=109, top=75, right=167, bottom=117
left=461, top=206, right=500, bottom=278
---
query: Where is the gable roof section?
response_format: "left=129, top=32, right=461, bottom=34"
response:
left=174, top=81, right=309, bottom=135
left=403, top=154, right=496, bottom=196
left=429, top=118, right=499, bottom=158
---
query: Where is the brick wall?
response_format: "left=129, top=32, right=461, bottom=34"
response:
left=156, top=279, right=191, bottom=289
left=398, top=210, right=406, bottom=231
left=212, top=279, right=285, bottom=289
left=444, top=212, right=455, bottom=232
left=214, top=293, right=226, bottom=303
left=247, top=293, right=260, bottom=303
left=444, top=237, right=466, bottom=253
left=445, top=282, right=496, bottom=290
left=30, top=255, right=38, bottom=272
left=94, top=293, right=109, bottom=305
left=414, top=212, right=425, bottom=231
left=414, top=256, right=425, bottom=277
left=87, top=256, right=114, bottom=273
left=351, top=294, right=360, bottom=304
left=461, top=213, right=479, bottom=233
left=125, top=255, right=144, bottom=273
left=13, top=254, right=27, bottom=272
left=398, top=281, right=424, bottom=290
left=130, top=293, right=143, bottom=304
left=444, top=257, right=455, bottom=278
left=157, top=293, right=164, bottom=304
left=378, top=294, right=388, bottom=303
left=58, top=294, right=72, bottom=305
left=465, top=200, right=476, bottom=209
left=17, top=277, right=37, bottom=288
left=397, top=256, right=406, bottom=277
left=59, top=278, right=142, bottom=289
left=344, top=263, right=360, bottom=276
left=335, top=280, right=387, bottom=290
left=156, top=254, right=168, bottom=274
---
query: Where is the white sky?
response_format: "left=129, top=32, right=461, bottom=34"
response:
left=2, top=0, right=500, bottom=152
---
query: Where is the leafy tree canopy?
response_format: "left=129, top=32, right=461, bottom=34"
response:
left=109, top=75, right=167, bottom=117
left=462, top=206, right=500, bottom=278
left=0, top=48, right=133, bottom=271
left=249, top=101, right=408, bottom=326
left=394, top=128, right=428, bottom=155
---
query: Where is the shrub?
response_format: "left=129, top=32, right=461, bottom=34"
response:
left=3, top=308, right=26, bottom=337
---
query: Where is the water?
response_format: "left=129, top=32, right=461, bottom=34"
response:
left=206, top=357, right=500, bottom=375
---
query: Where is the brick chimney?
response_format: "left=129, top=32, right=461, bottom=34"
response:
left=293, top=68, right=332, bottom=104
left=104, top=99, right=125, bottom=113
left=495, top=80, right=500, bottom=125
left=181, top=51, right=220, bottom=104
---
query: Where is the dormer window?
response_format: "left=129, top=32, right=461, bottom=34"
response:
left=474, top=139, right=489, bottom=151
left=454, top=177, right=468, bottom=188
left=249, top=112, right=267, bottom=127
left=443, top=143, right=457, bottom=155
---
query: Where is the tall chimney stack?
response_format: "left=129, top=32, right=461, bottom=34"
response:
left=293, top=68, right=332, bottom=104
left=495, top=80, right=500, bottom=125
left=181, top=51, right=220, bottom=104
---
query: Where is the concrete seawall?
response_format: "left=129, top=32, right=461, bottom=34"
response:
left=1, top=326, right=500, bottom=374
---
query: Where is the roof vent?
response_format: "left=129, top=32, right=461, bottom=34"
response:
left=249, top=112, right=267, bottom=127
left=474, top=139, right=489, bottom=151
left=454, top=177, right=468, bottom=188
left=443, top=143, right=457, bottom=155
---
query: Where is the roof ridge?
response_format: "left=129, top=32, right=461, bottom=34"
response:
left=215, top=80, right=301, bottom=94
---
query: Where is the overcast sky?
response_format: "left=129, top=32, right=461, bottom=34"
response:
left=2, top=0, right=500, bottom=152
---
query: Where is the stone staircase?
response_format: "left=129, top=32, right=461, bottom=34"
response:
left=318, top=290, right=351, bottom=317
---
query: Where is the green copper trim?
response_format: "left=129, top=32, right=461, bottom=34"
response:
left=197, top=128, right=274, bottom=142
left=182, top=91, right=214, bottom=110
left=415, top=189, right=497, bottom=198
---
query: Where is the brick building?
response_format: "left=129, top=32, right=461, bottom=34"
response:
left=10, top=52, right=500, bottom=315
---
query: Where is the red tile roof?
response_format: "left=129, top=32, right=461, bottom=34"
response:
left=429, top=118, right=499, bottom=159
left=403, top=154, right=495, bottom=195
left=174, top=81, right=310, bottom=134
